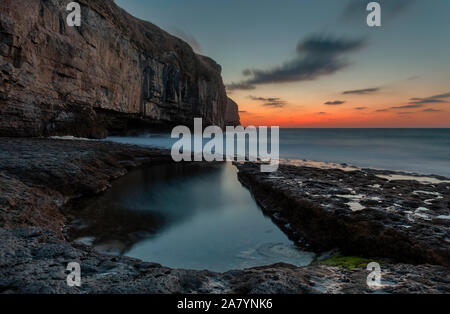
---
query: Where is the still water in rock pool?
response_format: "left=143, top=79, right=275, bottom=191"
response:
left=67, top=162, right=315, bottom=272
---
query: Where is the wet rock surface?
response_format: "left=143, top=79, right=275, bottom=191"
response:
left=0, top=138, right=448, bottom=294
left=235, top=162, right=450, bottom=267
left=1, top=227, right=448, bottom=294
left=0, top=138, right=172, bottom=234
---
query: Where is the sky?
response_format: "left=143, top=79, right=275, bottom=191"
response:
left=115, top=0, right=450, bottom=128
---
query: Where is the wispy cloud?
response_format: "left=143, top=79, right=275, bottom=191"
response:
left=354, top=107, right=367, bottom=110
left=375, top=91, right=450, bottom=113
left=409, top=99, right=446, bottom=105
left=343, top=87, right=380, bottom=95
left=430, top=92, right=450, bottom=99
left=316, top=112, right=328, bottom=115
left=324, top=100, right=346, bottom=105
left=227, top=82, right=256, bottom=91
left=227, top=34, right=366, bottom=90
left=406, top=75, right=420, bottom=81
left=409, top=92, right=450, bottom=105
left=391, top=104, right=423, bottom=109
left=249, top=96, right=287, bottom=108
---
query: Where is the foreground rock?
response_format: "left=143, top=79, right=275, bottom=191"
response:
left=0, top=138, right=448, bottom=294
left=0, top=0, right=239, bottom=138
left=1, top=227, right=448, bottom=294
left=236, top=162, right=450, bottom=267
left=0, top=138, right=172, bottom=234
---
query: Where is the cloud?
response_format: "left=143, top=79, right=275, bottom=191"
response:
left=391, top=104, right=423, bottom=109
left=343, top=0, right=415, bottom=24
left=249, top=96, right=282, bottom=102
left=249, top=95, right=287, bottom=108
left=238, top=110, right=248, bottom=113
left=409, top=92, right=450, bottom=105
left=354, top=107, right=367, bottom=110
left=343, top=87, right=380, bottom=95
left=263, top=102, right=287, bottom=108
left=423, top=108, right=444, bottom=112
left=296, top=35, right=365, bottom=54
left=378, top=91, right=450, bottom=112
left=226, top=34, right=365, bottom=90
left=169, top=27, right=202, bottom=53
left=227, top=82, right=256, bottom=91
left=430, top=92, right=450, bottom=99
left=397, top=111, right=414, bottom=115
left=325, top=100, right=346, bottom=105
left=316, top=112, right=328, bottom=115
left=406, top=75, right=420, bottom=81
left=409, top=98, right=446, bottom=104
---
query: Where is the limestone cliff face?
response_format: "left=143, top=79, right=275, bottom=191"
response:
left=225, top=98, right=241, bottom=126
left=0, top=0, right=239, bottom=138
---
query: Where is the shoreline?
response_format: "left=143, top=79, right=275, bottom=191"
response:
left=235, top=162, right=450, bottom=267
left=48, top=134, right=450, bottom=179
left=279, top=158, right=450, bottom=182
left=0, top=138, right=449, bottom=293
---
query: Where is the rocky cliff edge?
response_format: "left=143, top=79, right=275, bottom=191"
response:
left=0, top=0, right=240, bottom=138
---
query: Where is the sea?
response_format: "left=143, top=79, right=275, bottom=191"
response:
left=107, top=128, right=450, bottom=177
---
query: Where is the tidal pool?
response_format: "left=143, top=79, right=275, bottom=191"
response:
left=67, top=162, right=315, bottom=272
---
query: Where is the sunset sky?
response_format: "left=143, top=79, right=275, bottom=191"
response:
left=115, top=0, right=450, bottom=128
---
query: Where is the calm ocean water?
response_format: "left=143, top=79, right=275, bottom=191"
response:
left=108, top=129, right=450, bottom=177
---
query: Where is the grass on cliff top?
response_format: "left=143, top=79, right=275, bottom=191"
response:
left=313, top=254, right=380, bottom=270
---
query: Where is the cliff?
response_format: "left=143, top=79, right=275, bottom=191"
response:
left=225, top=97, right=241, bottom=126
left=0, top=0, right=240, bottom=138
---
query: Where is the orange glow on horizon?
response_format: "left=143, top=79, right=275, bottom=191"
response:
left=231, top=94, right=450, bottom=128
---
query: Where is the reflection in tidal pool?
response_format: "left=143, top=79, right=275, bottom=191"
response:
left=67, top=162, right=315, bottom=272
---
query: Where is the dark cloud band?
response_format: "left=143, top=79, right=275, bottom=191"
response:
left=227, top=34, right=365, bottom=90
left=325, top=100, right=346, bottom=105
left=249, top=95, right=287, bottom=108
left=343, top=88, right=380, bottom=95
